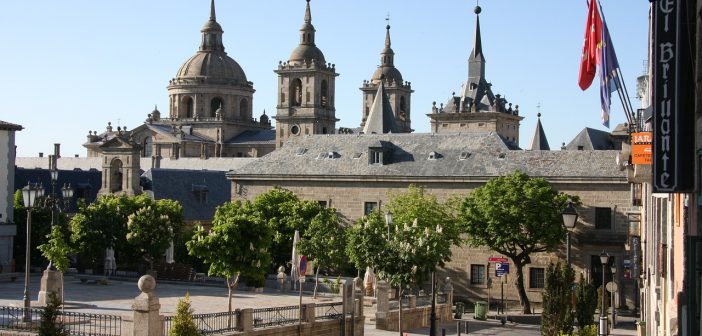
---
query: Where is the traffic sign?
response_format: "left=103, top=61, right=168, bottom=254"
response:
left=495, top=262, right=509, bottom=277
left=488, top=257, right=508, bottom=263
left=606, top=281, right=618, bottom=293
left=299, top=255, right=307, bottom=276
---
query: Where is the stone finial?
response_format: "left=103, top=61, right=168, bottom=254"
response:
left=138, top=275, right=156, bottom=293
left=107, top=122, right=113, bottom=132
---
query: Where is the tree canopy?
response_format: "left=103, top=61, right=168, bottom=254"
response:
left=458, top=170, right=579, bottom=313
left=187, top=200, right=272, bottom=317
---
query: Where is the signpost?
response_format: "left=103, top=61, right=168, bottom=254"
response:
left=495, top=262, right=509, bottom=277
left=488, top=257, right=508, bottom=263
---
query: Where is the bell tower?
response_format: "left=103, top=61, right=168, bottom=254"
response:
left=274, top=0, right=338, bottom=148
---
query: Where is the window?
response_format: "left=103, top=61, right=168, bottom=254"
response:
left=239, top=99, right=248, bottom=120
left=291, top=79, right=302, bottom=106
left=182, top=96, right=194, bottom=118
left=529, top=268, right=545, bottom=289
left=364, top=202, right=378, bottom=215
left=192, top=185, right=208, bottom=203
left=369, top=150, right=382, bottom=165
left=321, top=80, right=329, bottom=107
left=318, top=200, right=327, bottom=208
left=142, top=136, right=153, bottom=157
left=595, top=207, right=612, bottom=229
left=211, top=97, right=224, bottom=117
left=470, top=265, right=485, bottom=285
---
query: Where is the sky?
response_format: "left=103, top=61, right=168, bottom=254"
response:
left=2, top=1, right=650, bottom=157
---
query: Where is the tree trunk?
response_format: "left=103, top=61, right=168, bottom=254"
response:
left=514, top=261, right=532, bottom=314
left=398, top=286, right=403, bottom=336
left=313, top=264, right=320, bottom=299
left=226, top=274, right=240, bottom=328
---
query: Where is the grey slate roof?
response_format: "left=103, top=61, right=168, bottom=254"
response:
left=566, top=128, right=615, bottom=150
left=229, top=132, right=625, bottom=180
left=15, top=167, right=102, bottom=212
left=142, top=168, right=230, bottom=221
left=528, top=117, right=550, bottom=150
left=147, top=124, right=213, bottom=142
left=227, top=130, right=276, bottom=144
left=0, top=120, right=23, bottom=131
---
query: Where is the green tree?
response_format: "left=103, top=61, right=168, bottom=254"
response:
left=187, top=201, right=272, bottom=326
left=37, top=226, right=72, bottom=272
left=541, top=262, right=575, bottom=335
left=459, top=171, right=579, bottom=314
left=126, top=206, right=179, bottom=271
left=38, top=292, right=69, bottom=336
left=297, top=206, right=346, bottom=298
left=347, top=185, right=461, bottom=336
left=575, top=274, right=598, bottom=331
left=70, top=194, right=183, bottom=271
left=13, top=190, right=60, bottom=269
left=251, top=187, right=323, bottom=271
left=169, top=292, right=201, bottom=336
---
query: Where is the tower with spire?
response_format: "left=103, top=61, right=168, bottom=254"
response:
left=528, top=113, right=551, bottom=150
left=360, top=22, right=413, bottom=134
left=428, top=5, right=523, bottom=145
left=274, top=0, right=339, bottom=148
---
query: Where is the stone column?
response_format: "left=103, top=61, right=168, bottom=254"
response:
left=37, top=269, right=62, bottom=306
left=238, top=308, right=253, bottom=332
left=376, top=280, right=389, bottom=313
left=132, top=275, right=161, bottom=336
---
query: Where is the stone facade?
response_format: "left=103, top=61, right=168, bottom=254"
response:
left=0, top=121, right=22, bottom=273
left=228, top=132, right=635, bottom=306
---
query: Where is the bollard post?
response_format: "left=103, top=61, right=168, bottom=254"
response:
left=442, top=328, right=446, bottom=336
left=132, top=275, right=162, bottom=336
left=457, top=322, right=461, bottom=336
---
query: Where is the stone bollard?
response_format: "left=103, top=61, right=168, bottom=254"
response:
left=38, top=269, right=63, bottom=306
left=408, top=295, right=417, bottom=309
left=376, top=280, right=389, bottom=313
left=132, top=275, right=162, bottom=336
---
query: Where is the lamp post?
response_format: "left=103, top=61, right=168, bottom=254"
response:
left=561, top=201, right=578, bottom=265
left=599, top=251, right=609, bottom=336
left=21, top=182, right=42, bottom=322
left=610, top=264, right=617, bottom=328
left=385, top=211, right=393, bottom=240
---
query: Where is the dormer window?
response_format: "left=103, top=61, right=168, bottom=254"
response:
left=459, top=152, right=472, bottom=160
left=192, top=184, right=208, bottom=203
left=428, top=151, right=442, bottom=160
left=369, top=150, right=382, bottom=165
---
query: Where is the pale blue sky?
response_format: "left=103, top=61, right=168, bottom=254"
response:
left=2, top=1, right=650, bottom=157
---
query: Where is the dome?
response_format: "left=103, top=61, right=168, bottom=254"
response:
left=372, top=66, right=403, bottom=84
left=175, top=51, right=248, bottom=85
left=201, top=20, right=222, bottom=32
left=289, top=44, right=326, bottom=65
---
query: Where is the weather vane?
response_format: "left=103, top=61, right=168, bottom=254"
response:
left=385, top=12, right=390, bottom=26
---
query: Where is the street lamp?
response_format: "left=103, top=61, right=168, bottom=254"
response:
left=599, top=251, right=609, bottom=336
left=561, top=201, right=578, bottom=265
left=21, top=182, right=43, bottom=322
left=384, top=211, right=393, bottom=240
left=610, top=264, right=617, bottom=328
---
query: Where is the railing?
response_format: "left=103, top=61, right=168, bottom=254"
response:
left=163, top=310, right=240, bottom=336
left=389, top=293, right=448, bottom=310
left=0, top=306, right=122, bottom=336
left=252, top=305, right=301, bottom=328
left=315, top=302, right=344, bottom=320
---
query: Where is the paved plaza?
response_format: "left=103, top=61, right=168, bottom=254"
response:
left=0, top=274, right=637, bottom=336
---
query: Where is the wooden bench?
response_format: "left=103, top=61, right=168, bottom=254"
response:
left=0, top=272, right=21, bottom=282
left=74, top=274, right=110, bottom=285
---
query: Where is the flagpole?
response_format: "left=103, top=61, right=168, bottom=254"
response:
left=614, top=67, right=637, bottom=130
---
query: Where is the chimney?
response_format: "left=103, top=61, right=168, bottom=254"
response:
left=54, top=143, right=61, bottom=158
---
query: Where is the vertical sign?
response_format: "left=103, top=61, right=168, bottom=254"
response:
left=652, top=0, right=695, bottom=192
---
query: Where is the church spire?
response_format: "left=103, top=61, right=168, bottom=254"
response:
left=528, top=113, right=551, bottom=150
left=210, top=0, right=216, bottom=21
left=299, top=0, right=316, bottom=46
left=468, top=5, right=485, bottom=82
left=200, top=0, right=224, bottom=52
left=380, top=24, right=395, bottom=67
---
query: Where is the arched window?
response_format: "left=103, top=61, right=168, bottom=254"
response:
left=211, top=97, right=224, bottom=117
left=399, top=96, right=407, bottom=121
left=239, top=98, right=248, bottom=120
left=321, top=80, right=329, bottom=107
left=182, top=96, right=194, bottom=118
left=291, top=79, right=302, bottom=106
left=142, top=137, right=153, bottom=157
left=110, top=159, right=123, bottom=193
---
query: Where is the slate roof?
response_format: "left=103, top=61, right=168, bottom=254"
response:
left=14, top=167, right=102, bottom=212
left=528, top=117, right=550, bottom=150
left=0, top=120, right=23, bottom=131
left=566, top=128, right=615, bottom=150
left=147, top=124, right=213, bottom=142
left=227, top=130, right=276, bottom=144
left=142, top=169, right=230, bottom=221
left=229, top=132, right=625, bottom=180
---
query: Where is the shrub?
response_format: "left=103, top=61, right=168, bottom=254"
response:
left=169, top=292, right=201, bottom=336
left=575, top=275, right=597, bottom=330
left=578, top=325, right=597, bottom=336
left=541, top=262, right=575, bottom=336
left=38, top=292, right=69, bottom=336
